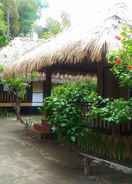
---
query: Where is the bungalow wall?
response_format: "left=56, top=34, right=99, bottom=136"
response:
left=0, top=81, right=44, bottom=108
left=97, top=63, right=130, bottom=99
left=94, top=62, right=132, bottom=134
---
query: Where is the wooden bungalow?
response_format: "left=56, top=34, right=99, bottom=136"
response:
left=0, top=37, right=91, bottom=109
left=3, top=3, right=132, bottom=161
left=4, top=4, right=132, bottom=99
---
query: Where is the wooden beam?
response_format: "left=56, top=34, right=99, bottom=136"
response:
left=80, top=152, right=132, bottom=175
left=40, top=60, right=97, bottom=76
left=0, top=103, right=32, bottom=107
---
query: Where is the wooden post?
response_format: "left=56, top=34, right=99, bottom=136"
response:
left=44, top=70, right=52, bottom=97
left=99, top=62, right=128, bottom=99
left=96, top=62, right=104, bottom=96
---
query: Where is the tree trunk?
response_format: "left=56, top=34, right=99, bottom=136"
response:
left=6, top=9, right=10, bottom=39
left=15, top=90, right=21, bottom=121
left=15, top=90, right=25, bottom=124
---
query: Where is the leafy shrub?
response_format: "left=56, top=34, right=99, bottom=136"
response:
left=0, top=35, right=8, bottom=47
left=88, top=98, right=132, bottom=124
left=52, top=80, right=96, bottom=102
left=41, top=80, right=97, bottom=143
left=108, top=26, right=132, bottom=88
left=42, top=79, right=132, bottom=144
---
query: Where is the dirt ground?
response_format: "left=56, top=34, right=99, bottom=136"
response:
left=0, top=118, right=131, bottom=184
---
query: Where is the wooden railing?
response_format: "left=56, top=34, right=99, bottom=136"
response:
left=78, top=131, right=132, bottom=161
left=0, top=92, right=32, bottom=103
left=79, top=102, right=132, bottom=134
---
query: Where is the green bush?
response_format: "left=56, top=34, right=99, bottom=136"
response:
left=52, top=80, right=96, bottom=102
left=41, top=80, right=97, bottom=143
left=88, top=98, right=132, bottom=124
left=42, top=79, right=132, bottom=144
left=0, top=35, right=8, bottom=47
left=108, top=26, right=132, bottom=88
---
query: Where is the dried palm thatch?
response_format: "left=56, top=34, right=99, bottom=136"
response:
left=3, top=2, right=132, bottom=77
left=0, top=37, right=43, bottom=68
left=0, top=38, right=95, bottom=81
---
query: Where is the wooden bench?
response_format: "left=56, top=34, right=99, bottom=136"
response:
left=80, top=152, right=132, bottom=175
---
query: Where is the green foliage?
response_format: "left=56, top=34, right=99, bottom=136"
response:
left=107, top=26, right=132, bottom=125
left=41, top=80, right=97, bottom=143
left=0, top=34, right=8, bottom=47
left=0, top=3, right=8, bottom=46
left=0, top=6, right=7, bottom=34
left=0, top=64, right=4, bottom=72
left=2, top=77, right=28, bottom=99
left=43, top=78, right=131, bottom=144
left=52, top=80, right=96, bottom=102
left=41, top=17, right=62, bottom=39
left=0, top=0, right=68, bottom=39
left=0, top=66, right=38, bottom=100
left=0, top=0, right=43, bottom=38
left=88, top=98, right=132, bottom=124
left=41, top=30, right=54, bottom=39
left=17, top=0, right=38, bottom=35
left=37, top=12, right=71, bottom=39
left=1, top=0, right=20, bottom=37
left=0, top=65, right=33, bottom=121
left=46, top=18, right=62, bottom=35
left=108, top=26, right=132, bottom=88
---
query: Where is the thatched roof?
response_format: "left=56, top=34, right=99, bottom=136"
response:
left=0, top=37, right=43, bottom=67
left=3, top=3, right=132, bottom=77
left=0, top=37, right=93, bottom=81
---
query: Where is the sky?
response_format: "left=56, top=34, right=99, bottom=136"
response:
left=38, top=0, right=132, bottom=27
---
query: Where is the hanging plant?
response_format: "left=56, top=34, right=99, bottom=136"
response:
left=108, top=27, right=132, bottom=88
